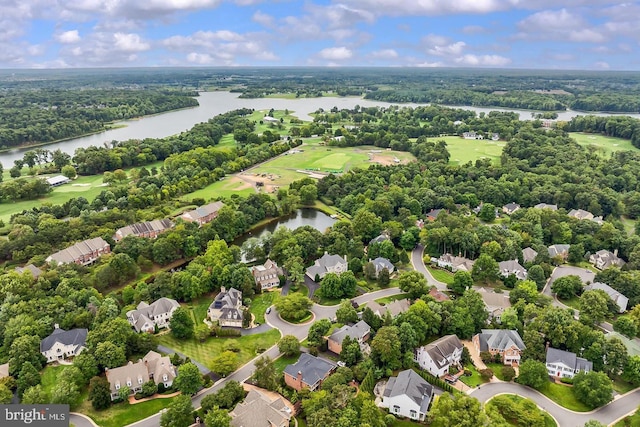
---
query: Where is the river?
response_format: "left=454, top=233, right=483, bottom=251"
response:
left=234, top=208, right=337, bottom=260
left=2, top=91, right=640, bottom=165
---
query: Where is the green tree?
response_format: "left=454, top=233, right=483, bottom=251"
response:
left=397, top=271, right=429, bottom=299
left=579, top=290, right=610, bottom=325
left=160, top=394, right=194, bottom=427
left=399, top=231, right=417, bottom=251
left=429, top=392, right=488, bottom=427
left=527, top=265, right=547, bottom=291
left=89, top=376, right=112, bottom=410
left=352, top=210, right=383, bottom=243
left=573, top=371, right=613, bottom=408
left=340, top=336, right=362, bottom=366
left=170, top=307, right=195, bottom=339
left=212, top=351, right=238, bottom=377
left=74, top=352, right=99, bottom=382
left=509, top=280, right=539, bottom=304
left=61, top=165, right=77, bottom=179
left=204, top=407, right=231, bottom=427
left=51, top=377, right=80, bottom=405
left=17, top=362, right=41, bottom=397
left=251, top=356, right=278, bottom=391
left=0, top=384, right=12, bottom=404
left=8, top=335, right=45, bottom=376
left=450, top=271, right=473, bottom=294
left=278, top=335, right=300, bottom=357
left=517, top=359, right=548, bottom=389
left=568, top=243, right=585, bottom=264
left=307, top=319, right=331, bottom=349
left=195, top=324, right=211, bottom=342
left=370, top=326, right=401, bottom=370
left=274, top=293, right=312, bottom=322
left=622, top=355, right=640, bottom=386
left=21, top=385, right=47, bottom=404
left=318, top=273, right=342, bottom=299
left=201, top=381, right=245, bottom=410
left=472, top=254, right=499, bottom=283
left=552, top=275, right=583, bottom=299
left=378, top=268, right=391, bottom=287
left=613, top=316, right=638, bottom=338
left=95, top=341, right=127, bottom=370
left=336, top=300, right=358, bottom=324
left=478, top=203, right=497, bottom=222
left=174, top=362, right=203, bottom=396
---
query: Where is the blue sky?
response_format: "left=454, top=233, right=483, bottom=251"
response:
left=1, top=0, right=639, bottom=69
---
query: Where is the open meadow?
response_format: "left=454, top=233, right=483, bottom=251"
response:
left=569, top=132, right=638, bottom=157
left=426, top=135, right=505, bottom=165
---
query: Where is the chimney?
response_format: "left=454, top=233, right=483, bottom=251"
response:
left=613, top=249, right=618, bottom=257
left=221, top=286, right=226, bottom=293
left=54, top=323, right=59, bottom=329
left=297, top=370, right=303, bottom=388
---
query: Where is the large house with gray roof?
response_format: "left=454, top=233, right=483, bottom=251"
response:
left=179, top=201, right=225, bottom=226
left=46, top=237, right=110, bottom=265
left=367, top=298, right=411, bottom=319
left=370, top=257, right=395, bottom=278
left=589, top=249, right=626, bottom=270
left=432, top=253, right=475, bottom=273
left=105, top=350, right=176, bottom=400
left=113, top=219, right=174, bottom=242
left=230, top=388, right=292, bottom=427
left=548, top=244, right=571, bottom=260
left=251, top=259, right=282, bottom=290
left=327, top=320, right=371, bottom=355
left=126, top=297, right=180, bottom=333
left=522, top=247, right=538, bottom=263
left=284, top=353, right=336, bottom=391
left=208, top=287, right=244, bottom=328
left=545, top=347, right=592, bottom=379
left=305, top=252, right=348, bottom=281
left=380, top=369, right=434, bottom=422
left=414, top=335, right=464, bottom=377
left=40, top=324, right=88, bottom=363
left=585, top=282, right=629, bottom=313
left=473, top=329, right=526, bottom=365
left=498, top=259, right=527, bottom=281
left=15, top=263, right=42, bottom=279
left=534, top=203, right=558, bottom=210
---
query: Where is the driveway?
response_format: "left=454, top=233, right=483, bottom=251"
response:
left=304, top=275, right=320, bottom=298
left=462, top=340, right=487, bottom=370
left=411, top=245, right=447, bottom=290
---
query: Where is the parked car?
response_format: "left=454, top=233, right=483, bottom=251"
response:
left=266, top=307, right=271, bottom=315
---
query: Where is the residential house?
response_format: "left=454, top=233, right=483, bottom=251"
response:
left=179, top=201, right=225, bottom=226
left=414, top=335, right=464, bottom=378
left=585, top=282, right=629, bottom=313
left=46, top=175, right=71, bottom=187
left=369, top=233, right=390, bottom=246
left=477, top=288, right=511, bottom=322
left=283, top=353, right=336, bottom=391
left=545, top=347, right=592, bottom=379
left=428, top=288, right=450, bottom=302
left=367, top=299, right=411, bottom=318
left=522, top=247, right=538, bottom=263
left=0, top=363, right=8, bottom=380
left=502, top=202, right=521, bottom=215
left=105, top=350, right=176, bottom=400
left=433, top=253, right=475, bottom=273
left=498, top=259, right=527, bottom=280
left=113, top=219, right=174, bottom=242
left=370, top=257, right=395, bottom=278
left=534, top=203, right=558, bottom=210
left=589, top=249, right=626, bottom=270
left=567, top=209, right=594, bottom=220
left=426, top=209, right=445, bottom=221
left=548, top=244, right=571, bottom=260
left=251, top=259, right=282, bottom=290
left=328, top=320, right=371, bottom=355
left=230, top=389, right=292, bottom=427
left=491, top=133, right=500, bottom=141
left=15, top=263, right=42, bottom=279
left=46, top=237, right=111, bottom=265
left=126, top=297, right=180, bottom=333
left=263, top=116, right=279, bottom=124
left=208, top=287, right=244, bottom=328
left=380, top=369, right=434, bottom=422
left=473, top=329, right=526, bottom=365
left=305, top=252, right=348, bottom=280
left=462, top=131, right=483, bottom=140
left=40, top=324, right=88, bottom=363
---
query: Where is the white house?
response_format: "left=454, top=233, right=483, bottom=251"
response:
left=432, top=253, right=475, bottom=273
left=208, top=287, right=244, bottom=327
left=414, top=335, right=464, bottom=378
left=589, top=249, right=626, bottom=270
left=380, top=369, right=434, bottom=421
left=305, top=252, right=348, bottom=280
left=105, top=350, right=176, bottom=400
left=545, top=347, right=592, bottom=379
left=40, top=324, right=88, bottom=363
left=251, top=259, right=282, bottom=290
left=126, top=298, right=180, bottom=333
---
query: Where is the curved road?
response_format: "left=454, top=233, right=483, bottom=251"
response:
left=411, top=244, right=447, bottom=290
left=471, top=382, right=640, bottom=427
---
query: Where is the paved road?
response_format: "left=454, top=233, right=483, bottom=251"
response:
left=411, top=244, right=447, bottom=290
left=544, top=265, right=596, bottom=300
left=471, top=382, right=640, bottom=427
left=123, top=287, right=404, bottom=427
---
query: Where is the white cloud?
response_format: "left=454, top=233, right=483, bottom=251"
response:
left=462, top=25, right=488, bottom=34
left=516, top=8, right=607, bottom=43
left=568, top=29, right=606, bottom=43
left=56, top=30, right=81, bottom=44
left=186, top=52, right=215, bottom=64
left=594, top=61, right=610, bottom=69
left=113, top=33, right=150, bottom=52
left=318, top=46, right=353, bottom=60
left=252, top=10, right=274, bottom=27
left=455, top=54, right=511, bottom=66
left=370, top=49, right=398, bottom=59
left=428, top=41, right=466, bottom=56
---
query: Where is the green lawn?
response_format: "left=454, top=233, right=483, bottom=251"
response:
left=374, top=293, right=410, bottom=305
left=613, top=376, right=636, bottom=394
left=77, top=396, right=178, bottom=427
left=427, top=135, right=505, bottom=165
left=181, top=176, right=255, bottom=201
left=184, top=295, right=214, bottom=324
left=250, top=291, right=279, bottom=324
left=538, top=382, right=591, bottom=412
left=621, top=216, right=637, bottom=236
left=459, top=363, right=488, bottom=388
left=426, top=266, right=455, bottom=286
left=157, top=329, right=280, bottom=370
left=558, top=296, right=581, bottom=310
left=487, top=394, right=557, bottom=427
left=486, top=363, right=513, bottom=381
left=615, top=410, right=640, bottom=427
left=570, top=132, right=638, bottom=157
left=272, top=354, right=299, bottom=375
left=391, top=419, right=424, bottom=427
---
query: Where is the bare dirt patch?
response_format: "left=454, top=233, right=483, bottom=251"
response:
left=370, top=153, right=408, bottom=166
left=238, top=173, right=280, bottom=194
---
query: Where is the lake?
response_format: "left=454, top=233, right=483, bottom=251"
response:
left=2, top=91, right=639, bottom=165
left=234, top=208, right=337, bottom=259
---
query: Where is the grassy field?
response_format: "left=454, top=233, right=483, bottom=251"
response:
left=41, top=365, right=86, bottom=407
left=487, top=394, right=557, bottom=427
left=181, top=177, right=255, bottom=202
left=486, top=363, right=514, bottom=381
left=78, top=396, right=177, bottom=427
left=615, top=410, right=640, bottom=427
left=250, top=291, right=279, bottom=324
left=570, top=132, right=638, bottom=157
left=427, top=135, right=505, bottom=165
left=538, top=382, right=591, bottom=412
left=272, top=354, right=299, bottom=375
left=374, top=293, right=410, bottom=305
left=426, top=266, right=455, bottom=285
left=459, top=363, right=488, bottom=388
left=157, top=329, right=280, bottom=370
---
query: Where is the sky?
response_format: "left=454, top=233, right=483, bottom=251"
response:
left=1, top=1, right=639, bottom=70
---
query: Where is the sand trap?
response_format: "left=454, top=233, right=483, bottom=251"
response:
left=72, top=183, right=91, bottom=187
